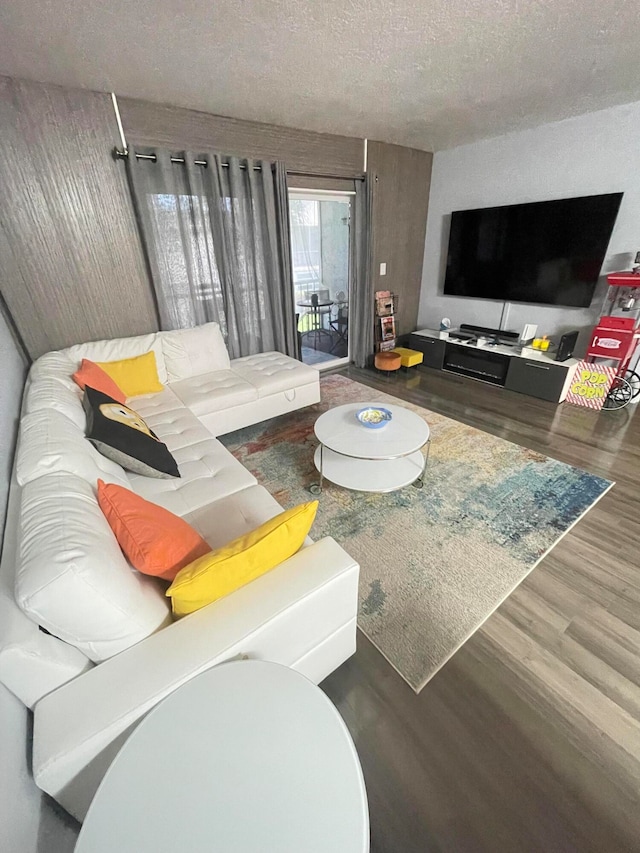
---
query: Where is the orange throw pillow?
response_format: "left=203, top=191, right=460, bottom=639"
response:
left=73, top=359, right=126, bottom=404
left=97, top=479, right=211, bottom=580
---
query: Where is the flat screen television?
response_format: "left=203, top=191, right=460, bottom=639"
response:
left=443, top=192, right=623, bottom=308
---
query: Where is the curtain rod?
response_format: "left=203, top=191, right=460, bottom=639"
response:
left=113, top=147, right=261, bottom=170
left=113, top=147, right=365, bottom=181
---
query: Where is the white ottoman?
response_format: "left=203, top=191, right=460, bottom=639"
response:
left=75, top=660, right=369, bottom=852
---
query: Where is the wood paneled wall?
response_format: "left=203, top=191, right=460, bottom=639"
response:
left=368, top=141, right=433, bottom=336
left=119, top=97, right=364, bottom=178
left=0, top=77, right=432, bottom=360
left=0, top=77, right=158, bottom=359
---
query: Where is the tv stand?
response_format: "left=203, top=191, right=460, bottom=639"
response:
left=408, top=329, right=579, bottom=404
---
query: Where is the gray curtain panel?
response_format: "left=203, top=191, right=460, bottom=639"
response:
left=350, top=176, right=374, bottom=369
left=127, top=150, right=298, bottom=359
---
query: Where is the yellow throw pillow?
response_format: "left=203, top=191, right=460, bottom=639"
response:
left=97, top=351, right=163, bottom=397
left=166, top=501, right=319, bottom=617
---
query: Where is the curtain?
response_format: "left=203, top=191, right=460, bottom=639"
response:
left=349, top=176, right=374, bottom=369
left=127, top=150, right=297, bottom=359
left=289, top=198, right=321, bottom=291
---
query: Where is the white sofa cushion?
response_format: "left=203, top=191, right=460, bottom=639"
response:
left=161, top=323, right=230, bottom=381
left=127, top=438, right=257, bottom=517
left=16, top=473, right=171, bottom=662
left=171, top=370, right=258, bottom=416
left=65, top=332, right=168, bottom=385
left=129, top=388, right=213, bottom=453
left=231, top=352, right=320, bottom=397
left=25, top=352, right=85, bottom=429
left=24, top=376, right=86, bottom=430
left=184, top=484, right=286, bottom=548
left=126, top=388, right=257, bottom=517
left=28, top=351, right=78, bottom=386
left=16, top=409, right=129, bottom=487
left=127, top=386, right=189, bottom=420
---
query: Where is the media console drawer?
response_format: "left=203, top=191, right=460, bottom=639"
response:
left=408, top=334, right=446, bottom=369
left=505, top=358, right=568, bottom=402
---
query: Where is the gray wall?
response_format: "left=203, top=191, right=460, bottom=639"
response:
left=0, top=76, right=159, bottom=359
left=119, top=96, right=364, bottom=177
left=368, top=141, right=433, bottom=337
left=418, top=100, right=640, bottom=354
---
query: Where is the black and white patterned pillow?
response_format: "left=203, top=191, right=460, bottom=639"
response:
left=83, top=387, right=180, bottom=479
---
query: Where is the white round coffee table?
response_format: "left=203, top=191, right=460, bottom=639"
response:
left=75, top=661, right=369, bottom=853
left=311, top=402, right=430, bottom=493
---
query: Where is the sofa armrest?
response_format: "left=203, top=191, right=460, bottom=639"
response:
left=33, top=537, right=360, bottom=819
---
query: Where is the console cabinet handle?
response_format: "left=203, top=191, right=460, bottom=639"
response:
left=524, top=362, right=550, bottom=370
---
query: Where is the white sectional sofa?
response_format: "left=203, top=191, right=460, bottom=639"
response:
left=0, top=323, right=360, bottom=821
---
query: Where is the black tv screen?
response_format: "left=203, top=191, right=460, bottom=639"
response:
left=444, top=193, right=623, bottom=308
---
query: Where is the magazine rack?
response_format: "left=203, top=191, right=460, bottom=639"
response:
left=375, top=291, right=399, bottom=353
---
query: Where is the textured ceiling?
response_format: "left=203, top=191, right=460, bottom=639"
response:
left=1, top=0, right=639, bottom=150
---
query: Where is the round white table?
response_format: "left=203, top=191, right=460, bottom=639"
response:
left=311, top=402, right=430, bottom=493
left=75, top=661, right=369, bottom=853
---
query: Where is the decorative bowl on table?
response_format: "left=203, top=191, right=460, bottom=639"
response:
left=356, top=407, right=393, bottom=429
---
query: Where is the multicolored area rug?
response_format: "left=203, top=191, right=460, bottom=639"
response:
left=221, top=375, right=614, bottom=692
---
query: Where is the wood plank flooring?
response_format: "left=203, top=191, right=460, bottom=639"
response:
left=321, top=365, right=640, bottom=853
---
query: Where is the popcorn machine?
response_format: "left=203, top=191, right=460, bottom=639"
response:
left=585, top=270, right=640, bottom=409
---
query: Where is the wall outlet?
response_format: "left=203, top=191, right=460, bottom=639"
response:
left=380, top=262, right=387, bottom=275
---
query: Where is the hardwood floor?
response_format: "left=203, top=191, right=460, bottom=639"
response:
left=321, top=365, right=640, bottom=853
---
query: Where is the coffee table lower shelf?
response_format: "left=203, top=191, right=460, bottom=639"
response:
left=311, top=445, right=427, bottom=494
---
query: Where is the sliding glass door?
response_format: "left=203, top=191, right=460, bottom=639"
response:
left=289, top=191, right=351, bottom=368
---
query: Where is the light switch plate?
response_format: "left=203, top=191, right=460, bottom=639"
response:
left=380, top=262, right=387, bottom=275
